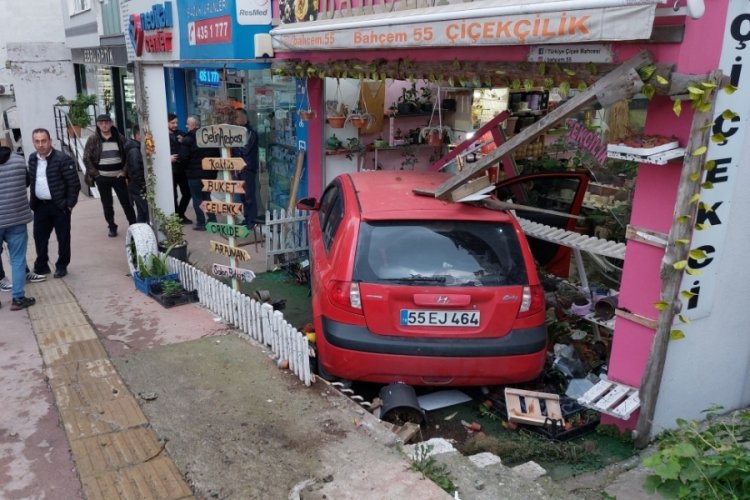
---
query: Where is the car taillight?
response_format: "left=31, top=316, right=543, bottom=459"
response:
left=517, top=285, right=544, bottom=318
left=327, top=280, right=362, bottom=314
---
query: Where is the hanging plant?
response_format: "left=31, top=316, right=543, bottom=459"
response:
left=298, top=78, right=316, bottom=121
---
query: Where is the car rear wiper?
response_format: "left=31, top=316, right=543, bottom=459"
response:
left=382, top=274, right=448, bottom=284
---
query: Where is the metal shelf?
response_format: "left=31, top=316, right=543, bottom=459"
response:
left=607, top=147, right=685, bottom=165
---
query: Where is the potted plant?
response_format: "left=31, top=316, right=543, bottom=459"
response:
left=156, top=212, right=188, bottom=261
left=419, top=86, right=434, bottom=112
left=397, top=83, right=419, bottom=115
left=344, top=137, right=365, bottom=161
left=56, top=93, right=97, bottom=137
left=346, top=107, right=374, bottom=129
left=325, top=100, right=348, bottom=128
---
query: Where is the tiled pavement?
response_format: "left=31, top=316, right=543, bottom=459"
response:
left=27, top=277, right=193, bottom=500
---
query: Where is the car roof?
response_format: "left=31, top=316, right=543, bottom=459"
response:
left=344, top=171, right=514, bottom=222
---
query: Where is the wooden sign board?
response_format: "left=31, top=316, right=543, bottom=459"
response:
left=212, top=263, right=256, bottom=284
left=200, top=200, right=243, bottom=216
left=206, top=222, right=250, bottom=239
left=209, top=240, right=251, bottom=262
left=202, top=179, right=246, bottom=194
left=201, top=157, right=246, bottom=171
left=196, top=124, right=247, bottom=148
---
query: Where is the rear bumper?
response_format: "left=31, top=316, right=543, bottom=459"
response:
left=317, top=317, right=547, bottom=385
left=322, top=316, right=547, bottom=357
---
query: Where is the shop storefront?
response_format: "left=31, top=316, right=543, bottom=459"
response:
left=268, top=0, right=750, bottom=442
left=70, top=45, right=136, bottom=135
left=122, top=0, right=306, bottom=218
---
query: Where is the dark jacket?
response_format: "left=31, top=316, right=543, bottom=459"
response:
left=0, top=146, right=33, bottom=229
left=124, top=139, right=146, bottom=193
left=232, top=124, right=259, bottom=178
left=83, top=126, right=126, bottom=177
left=177, top=129, right=219, bottom=180
left=28, top=148, right=81, bottom=213
left=169, top=129, right=184, bottom=155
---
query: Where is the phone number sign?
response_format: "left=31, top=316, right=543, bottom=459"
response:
left=188, top=15, right=232, bottom=45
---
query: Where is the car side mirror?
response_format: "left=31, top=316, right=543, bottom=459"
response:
left=296, top=197, right=319, bottom=211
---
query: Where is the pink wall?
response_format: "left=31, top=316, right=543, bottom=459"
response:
left=604, top=1, right=731, bottom=426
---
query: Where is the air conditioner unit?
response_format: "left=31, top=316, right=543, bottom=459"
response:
left=0, top=83, right=13, bottom=96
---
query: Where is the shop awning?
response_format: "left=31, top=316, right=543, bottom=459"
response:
left=270, top=0, right=662, bottom=51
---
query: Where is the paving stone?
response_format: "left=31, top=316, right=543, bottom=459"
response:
left=54, top=375, right=129, bottom=409
left=512, top=461, right=547, bottom=481
left=46, top=359, right=118, bottom=388
left=26, top=279, right=76, bottom=305
left=32, top=309, right=90, bottom=334
left=36, top=325, right=99, bottom=348
left=80, top=456, right=193, bottom=500
left=71, top=427, right=165, bottom=477
left=41, top=339, right=109, bottom=366
left=61, top=395, right=148, bottom=440
left=469, top=452, right=503, bottom=468
left=28, top=301, right=86, bottom=321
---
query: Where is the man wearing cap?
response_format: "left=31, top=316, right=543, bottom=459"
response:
left=83, top=114, right=136, bottom=237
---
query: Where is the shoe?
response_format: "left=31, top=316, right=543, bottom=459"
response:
left=0, top=277, right=10, bottom=292
left=192, top=225, right=206, bottom=231
left=108, top=228, right=118, bottom=238
left=180, top=216, right=193, bottom=225
left=53, top=269, right=68, bottom=278
left=26, top=272, right=47, bottom=283
left=11, top=296, right=36, bottom=311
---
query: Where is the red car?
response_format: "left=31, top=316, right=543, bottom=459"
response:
left=297, top=171, right=547, bottom=386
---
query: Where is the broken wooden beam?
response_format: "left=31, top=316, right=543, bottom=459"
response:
left=431, top=51, right=653, bottom=201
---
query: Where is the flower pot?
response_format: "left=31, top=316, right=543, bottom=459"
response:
left=570, top=299, right=592, bottom=317
left=349, top=116, right=367, bottom=129
left=158, top=242, right=188, bottom=262
left=67, top=125, right=82, bottom=137
left=326, top=116, right=346, bottom=128
left=299, top=110, right=316, bottom=121
left=428, top=131, right=443, bottom=146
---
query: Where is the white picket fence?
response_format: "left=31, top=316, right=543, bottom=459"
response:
left=263, top=209, right=310, bottom=270
left=164, top=255, right=313, bottom=386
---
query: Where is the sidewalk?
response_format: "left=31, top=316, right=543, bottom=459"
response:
left=1, top=194, right=449, bottom=499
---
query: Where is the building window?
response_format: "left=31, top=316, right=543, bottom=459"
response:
left=71, top=0, right=91, bottom=14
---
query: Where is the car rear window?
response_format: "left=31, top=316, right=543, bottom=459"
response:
left=353, top=220, right=528, bottom=286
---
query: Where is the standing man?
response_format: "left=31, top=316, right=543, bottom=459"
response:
left=0, top=143, right=35, bottom=310
left=178, top=116, right=219, bottom=231
left=124, top=125, right=149, bottom=223
left=232, top=109, right=260, bottom=229
left=169, top=112, right=191, bottom=224
left=83, top=114, right=136, bottom=238
left=28, top=128, right=80, bottom=279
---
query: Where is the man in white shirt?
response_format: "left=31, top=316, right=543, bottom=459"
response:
left=27, top=128, right=81, bottom=279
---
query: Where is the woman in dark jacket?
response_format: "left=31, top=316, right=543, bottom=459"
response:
left=177, top=116, right=220, bottom=230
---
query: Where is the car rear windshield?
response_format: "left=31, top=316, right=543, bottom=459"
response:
left=354, top=220, right=528, bottom=286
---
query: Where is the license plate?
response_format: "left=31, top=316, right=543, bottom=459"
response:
left=400, top=309, right=480, bottom=327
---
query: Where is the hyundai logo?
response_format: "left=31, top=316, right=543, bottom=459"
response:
left=436, top=296, right=449, bottom=304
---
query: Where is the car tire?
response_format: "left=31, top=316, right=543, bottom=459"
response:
left=315, top=349, right=337, bottom=382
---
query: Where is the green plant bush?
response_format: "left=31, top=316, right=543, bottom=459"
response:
left=643, top=406, right=750, bottom=499
left=409, top=444, right=456, bottom=494
left=56, top=93, right=97, bottom=128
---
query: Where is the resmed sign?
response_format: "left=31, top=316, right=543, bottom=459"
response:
left=129, top=1, right=174, bottom=57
